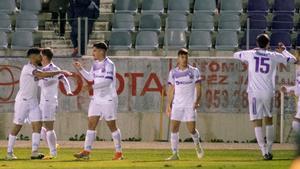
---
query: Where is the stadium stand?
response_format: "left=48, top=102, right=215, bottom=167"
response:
left=15, top=12, right=39, bottom=32
left=11, top=31, right=34, bottom=50
left=20, top=0, right=42, bottom=14
left=135, top=31, right=159, bottom=50
left=0, top=32, right=8, bottom=49
left=270, top=31, right=292, bottom=50
left=0, top=0, right=299, bottom=57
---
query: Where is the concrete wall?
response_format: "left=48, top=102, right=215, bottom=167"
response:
left=0, top=57, right=296, bottom=142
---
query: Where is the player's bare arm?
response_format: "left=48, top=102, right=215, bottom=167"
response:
left=166, top=84, right=175, bottom=117
left=194, top=83, right=201, bottom=110
left=73, top=61, right=93, bottom=82
left=33, top=69, right=72, bottom=79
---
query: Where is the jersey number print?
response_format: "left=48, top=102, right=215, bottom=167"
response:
left=254, top=57, right=270, bottom=74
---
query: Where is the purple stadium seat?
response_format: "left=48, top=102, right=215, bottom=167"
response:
left=273, top=0, right=295, bottom=15
left=270, top=31, right=292, bottom=50
left=249, top=15, right=267, bottom=30
left=240, top=29, right=265, bottom=49
left=271, top=14, right=294, bottom=31
left=247, top=0, right=269, bottom=15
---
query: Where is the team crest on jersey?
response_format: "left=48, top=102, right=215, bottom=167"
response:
left=188, top=71, right=194, bottom=79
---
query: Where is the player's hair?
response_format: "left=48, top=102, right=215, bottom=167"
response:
left=256, top=34, right=270, bottom=48
left=41, top=48, right=53, bottom=61
left=27, top=48, right=40, bottom=57
left=93, top=42, right=108, bottom=51
left=177, top=48, right=189, bottom=56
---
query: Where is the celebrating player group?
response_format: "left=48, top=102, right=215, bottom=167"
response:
left=5, top=33, right=299, bottom=161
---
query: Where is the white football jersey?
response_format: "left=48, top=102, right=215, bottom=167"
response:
left=80, top=57, right=117, bottom=102
left=234, top=49, right=296, bottom=94
left=39, top=63, right=63, bottom=103
left=15, top=63, right=39, bottom=101
left=286, top=69, right=300, bottom=96
left=168, top=65, right=201, bottom=108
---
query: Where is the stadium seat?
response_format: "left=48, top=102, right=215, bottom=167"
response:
left=112, top=13, right=135, bottom=31
left=109, top=31, right=132, bottom=50
left=167, top=0, right=190, bottom=14
left=240, top=29, right=265, bottom=49
left=166, top=13, right=188, bottom=31
left=0, top=13, right=12, bottom=32
left=271, top=14, right=294, bottom=31
left=164, top=30, right=187, bottom=49
left=220, top=0, right=243, bottom=14
left=15, top=12, right=39, bottom=32
left=20, top=0, right=41, bottom=13
left=218, top=14, right=241, bottom=31
left=270, top=31, right=292, bottom=50
left=249, top=15, right=267, bottom=30
left=194, top=0, right=217, bottom=14
left=135, top=31, right=159, bottom=50
left=191, top=12, right=214, bottom=31
left=189, top=31, right=212, bottom=50
left=247, top=0, right=269, bottom=15
left=141, top=0, right=164, bottom=14
left=139, top=14, right=161, bottom=32
left=296, top=33, right=300, bottom=48
left=273, top=0, right=295, bottom=15
left=0, top=32, right=8, bottom=49
left=114, top=0, right=138, bottom=14
left=0, top=0, right=17, bottom=14
left=215, top=30, right=238, bottom=50
left=11, top=31, right=34, bottom=50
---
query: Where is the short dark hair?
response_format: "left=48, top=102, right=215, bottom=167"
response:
left=178, top=48, right=189, bottom=56
left=41, top=48, right=53, bottom=61
left=93, top=42, right=108, bottom=51
left=256, top=34, right=270, bottom=48
left=27, top=48, right=40, bottom=57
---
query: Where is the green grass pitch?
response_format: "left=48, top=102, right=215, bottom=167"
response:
left=0, top=149, right=295, bottom=169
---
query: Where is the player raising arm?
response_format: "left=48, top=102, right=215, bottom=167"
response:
left=233, top=34, right=297, bottom=160
left=72, top=42, right=123, bottom=160
left=6, top=48, right=71, bottom=160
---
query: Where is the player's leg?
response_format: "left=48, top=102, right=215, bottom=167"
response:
left=29, top=101, right=45, bottom=159
left=263, top=96, right=274, bottom=160
left=249, top=94, right=268, bottom=159
left=166, top=120, right=181, bottom=161
left=44, top=121, right=57, bottom=158
left=106, top=120, right=123, bottom=160
left=6, top=101, right=28, bottom=160
left=186, top=121, right=204, bottom=159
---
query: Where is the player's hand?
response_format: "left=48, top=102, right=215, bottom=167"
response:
left=60, top=70, right=72, bottom=76
left=67, top=92, right=74, bottom=96
left=275, top=42, right=286, bottom=53
left=193, top=102, right=200, bottom=110
left=166, top=105, right=172, bottom=117
left=73, top=61, right=82, bottom=70
left=280, top=86, right=287, bottom=92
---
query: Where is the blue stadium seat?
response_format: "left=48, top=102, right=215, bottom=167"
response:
left=141, top=0, right=164, bottom=14
left=240, top=29, right=265, bottom=49
left=168, top=0, right=190, bottom=14
left=0, top=0, right=17, bottom=14
left=218, top=14, right=241, bottom=31
left=271, top=14, right=294, bottom=31
left=0, top=32, right=8, bottom=49
left=296, top=33, right=300, bottom=48
left=249, top=15, right=267, bottom=30
left=273, top=0, right=295, bottom=15
left=166, top=13, right=188, bottom=31
left=20, top=0, right=41, bottom=13
left=15, top=12, right=39, bottom=32
left=220, top=0, right=243, bottom=14
left=135, top=31, right=159, bottom=50
left=191, top=12, right=214, bottom=31
left=139, top=14, right=161, bottom=32
left=215, top=30, right=238, bottom=50
left=114, top=0, right=138, bottom=14
left=189, top=31, right=212, bottom=50
left=194, top=0, right=217, bottom=14
left=112, top=13, right=135, bottom=31
left=11, top=31, right=34, bottom=50
left=109, top=31, right=132, bottom=50
left=270, top=31, right=292, bottom=50
left=0, top=13, right=12, bottom=32
left=247, top=0, right=269, bottom=15
left=164, top=30, right=187, bottom=49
